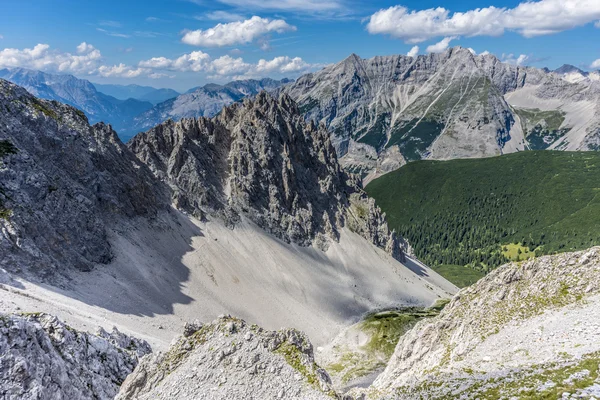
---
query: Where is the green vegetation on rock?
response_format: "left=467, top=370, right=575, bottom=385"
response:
left=366, top=151, right=600, bottom=285
left=514, top=107, right=570, bottom=150
left=326, top=306, right=446, bottom=386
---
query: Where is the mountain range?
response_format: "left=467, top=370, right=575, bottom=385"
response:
left=92, top=83, right=180, bottom=105
left=2, top=55, right=600, bottom=399
left=122, top=78, right=291, bottom=140
left=282, top=47, right=600, bottom=180
left=0, top=68, right=154, bottom=135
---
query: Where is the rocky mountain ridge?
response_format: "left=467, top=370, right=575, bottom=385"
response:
left=123, top=78, right=291, bottom=140
left=367, top=247, right=600, bottom=399
left=0, top=79, right=169, bottom=278
left=282, top=47, right=600, bottom=179
left=0, top=68, right=154, bottom=136
left=93, top=83, right=180, bottom=105
left=129, top=90, right=404, bottom=258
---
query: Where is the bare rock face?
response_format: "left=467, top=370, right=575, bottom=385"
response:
left=129, top=91, right=405, bottom=259
left=0, top=313, right=151, bottom=400
left=282, top=47, right=600, bottom=177
left=370, top=247, right=600, bottom=399
left=117, top=316, right=338, bottom=400
left=0, top=79, right=169, bottom=278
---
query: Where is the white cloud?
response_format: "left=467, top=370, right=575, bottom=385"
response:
left=215, top=0, right=342, bottom=12
left=0, top=42, right=148, bottom=79
left=367, top=0, right=600, bottom=43
left=426, top=37, right=456, bottom=53
left=98, top=64, right=147, bottom=78
left=99, top=20, right=122, bottom=28
left=148, top=72, right=175, bottom=79
left=139, top=51, right=315, bottom=79
left=76, top=42, right=95, bottom=54
left=502, top=53, right=529, bottom=66
left=0, top=43, right=102, bottom=75
left=407, top=45, right=419, bottom=57
left=591, top=59, right=600, bottom=69
left=181, top=16, right=296, bottom=47
left=139, top=51, right=211, bottom=72
left=201, top=11, right=246, bottom=22
left=596, top=21, right=600, bottom=28
left=96, top=28, right=130, bottom=38
left=0, top=35, right=3, bottom=40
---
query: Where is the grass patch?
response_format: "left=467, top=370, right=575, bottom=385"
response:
left=326, top=306, right=445, bottom=385
left=366, top=151, right=600, bottom=279
left=387, top=118, right=444, bottom=161
left=430, top=264, right=487, bottom=288
left=502, top=243, right=535, bottom=262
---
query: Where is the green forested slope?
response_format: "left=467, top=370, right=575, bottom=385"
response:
left=366, top=151, right=600, bottom=286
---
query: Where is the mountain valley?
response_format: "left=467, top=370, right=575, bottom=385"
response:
left=1, top=45, right=600, bottom=400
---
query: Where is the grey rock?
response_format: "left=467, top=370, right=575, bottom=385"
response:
left=0, top=312, right=151, bottom=400
left=128, top=91, right=405, bottom=259
left=0, top=79, right=169, bottom=278
left=116, top=316, right=337, bottom=400
left=281, top=47, right=600, bottom=177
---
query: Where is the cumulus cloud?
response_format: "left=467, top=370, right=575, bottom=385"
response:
left=139, top=51, right=315, bottom=79
left=407, top=45, right=419, bottom=57
left=0, top=43, right=102, bottom=75
left=502, top=53, right=529, bottom=66
left=591, top=59, right=600, bottom=69
left=98, top=64, right=147, bottom=78
left=0, top=42, right=149, bottom=79
left=139, top=51, right=211, bottom=72
left=367, top=0, right=600, bottom=43
left=181, top=16, right=296, bottom=48
left=426, top=37, right=456, bottom=53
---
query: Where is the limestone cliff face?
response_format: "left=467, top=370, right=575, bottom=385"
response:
left=282, top=47, right=600, bottom=177
left=370, top=247, right=600, bottom=399
left=0, top=79, right=169, bottom=277
left=0, top=313, right=151, bottom=400
left=129, top=91, right=404, bottom=259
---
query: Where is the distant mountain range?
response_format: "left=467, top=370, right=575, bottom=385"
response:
left=122, top=78, right=292, bottom=140
left=92, top=83, right=180, bottom=105
left=282, top=48, right=600, bottom=179
left=0, top=67, right=291, bottom=142
left=0, top=68, right=154, bottom=135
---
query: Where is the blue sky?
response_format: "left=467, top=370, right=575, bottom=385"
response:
left=0, top=0, right=599, bottom=91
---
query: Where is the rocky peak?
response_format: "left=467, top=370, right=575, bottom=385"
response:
left=554, top=64, right=586, bottom=75
left=0, top=79, right=169, bottom=277
left=129, top=91, right=404, bottom=258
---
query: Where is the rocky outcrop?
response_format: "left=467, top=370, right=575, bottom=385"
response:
left=370, top=247, right=600, bottom=399
left=117, top=315, right=338, bottom=400
left=129, top=91, right=405, bottom=259
left=0, top=313, right=151, bottom=400
left=0, top=79, right=169, bottom=278
left=282, top=47, right=600, bottom=177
